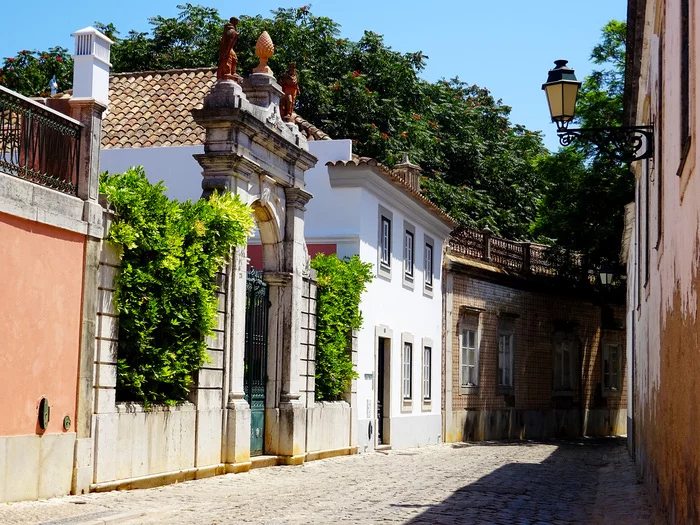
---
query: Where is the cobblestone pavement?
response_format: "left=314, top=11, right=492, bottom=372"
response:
left=0, top=438, right=655, bottom=525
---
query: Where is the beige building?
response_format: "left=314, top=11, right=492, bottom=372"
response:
left=624, top=0, right=700, bottom=521
left=443, top=228, right=627, bottom=442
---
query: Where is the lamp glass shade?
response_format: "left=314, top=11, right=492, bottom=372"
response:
left=544, top=81, right=580, bottom=124
left=542, top=60, right=582, bottom=127
left=599, top=270, right=614, bottom=286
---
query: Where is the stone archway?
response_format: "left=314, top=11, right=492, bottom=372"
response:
left=192, top=72, right=316, bottom=469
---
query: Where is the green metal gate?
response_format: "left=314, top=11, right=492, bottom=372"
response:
left=244, top=269, right=269, bottom=457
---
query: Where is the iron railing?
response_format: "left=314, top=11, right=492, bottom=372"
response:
left=449, top=226, right=583, bottom=279
left=0, top=85, right=82, bottom=196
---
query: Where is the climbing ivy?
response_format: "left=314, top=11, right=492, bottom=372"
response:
left=311, top=254, right=373, bottom=401
left=100, top=167, right=254, bottom=406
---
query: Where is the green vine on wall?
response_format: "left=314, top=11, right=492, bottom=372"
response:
left=311, top=254, right=374, bottom=401
left=100, top=167, right=254, bottom=406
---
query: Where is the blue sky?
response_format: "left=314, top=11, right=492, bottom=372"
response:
left=1, top=0, right=626, bottom=150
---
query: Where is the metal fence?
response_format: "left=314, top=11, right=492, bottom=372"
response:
left=448, top=227, right=582, bottom=278
left=0, top=85, right=82, bottom=196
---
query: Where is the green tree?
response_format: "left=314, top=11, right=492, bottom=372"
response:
left=101, top=167, right=254, bottom=405
left=531, top=20, right=631, bottom=274
left=0, top=47, right=72, bottom=97
left=311, top=254, right=373, bottom=401
left=3, top=4, right=546, bottom=239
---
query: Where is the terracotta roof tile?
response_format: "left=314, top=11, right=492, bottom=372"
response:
left=326, top=156, right=457, bottom=227
left=89, top=67, right=331, bottom=149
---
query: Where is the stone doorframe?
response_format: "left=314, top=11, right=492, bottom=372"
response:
left=192, top=74, right=317, bottom=471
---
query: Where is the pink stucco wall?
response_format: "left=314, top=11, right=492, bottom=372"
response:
left=629, top=0, right=700, bottom=520
left=0, top=212, right=85, bottom=436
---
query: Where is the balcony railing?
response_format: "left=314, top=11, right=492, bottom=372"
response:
left=0, top=85, right=82, bottom=196
left=449, top=227, right=583, bottom=279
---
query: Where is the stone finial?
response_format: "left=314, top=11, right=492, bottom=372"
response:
left=278, top=63, right=299, bottom=122
left=394, top=152, right=423, bottom=192
left=253, top=31, right=275, bottom=75
left=216, top=17, right=241, bottom=82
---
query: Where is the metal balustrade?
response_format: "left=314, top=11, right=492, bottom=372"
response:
left=0, top=85, right=82, bottom=196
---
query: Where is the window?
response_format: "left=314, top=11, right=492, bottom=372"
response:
left=680, top=0, right=691, bottom=161
left=381, top=216, right=391, bottom=267
left=553, top=334, right=575, bottom=390
left=402, top=342, right=412, bottom=399
left=603, top=343, right=622, bottom=392
left=424, top=243, right=433, bottom=287
left=404, top=230, right=414, bottom=278
left=498, top=319, right=514, bottom=388
left=423, top=346, right=431, bottom=400
left=460, top=317, right=479, bottom=388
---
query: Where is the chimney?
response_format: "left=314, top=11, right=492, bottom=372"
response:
left=71, top=26, right=112, bottom=106
left=393, top=152, right=423, bottom=192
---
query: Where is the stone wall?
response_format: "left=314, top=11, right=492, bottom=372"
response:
left=444, top=254, right=627, bottom=443
left=91, top=221, right=228, bottom=490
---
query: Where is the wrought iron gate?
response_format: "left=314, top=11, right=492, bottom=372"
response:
left=244, top=269, right=269, bottom=457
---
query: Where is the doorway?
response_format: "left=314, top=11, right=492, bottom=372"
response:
left=377, top=336, right=390, bottom=446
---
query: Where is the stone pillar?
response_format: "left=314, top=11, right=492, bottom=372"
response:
left=224, top=247, right=252, bottom=472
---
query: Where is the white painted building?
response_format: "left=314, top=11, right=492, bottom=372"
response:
left=303, top=144, right=456, bottom=451
left=99, top=68, right=455, bottom=453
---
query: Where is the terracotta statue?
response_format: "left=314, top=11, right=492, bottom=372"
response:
left=216, top=17, right=240, bottom=81
left=278, top=63, right=300, bottom=122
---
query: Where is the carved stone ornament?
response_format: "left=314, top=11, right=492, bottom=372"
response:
left=216, top=17, right=241, bottom=82
left=253, top=31, right=275, bottom=75
left=278, top=63, right=300, bottom=123
left=266, top=104, right=285, bottom=131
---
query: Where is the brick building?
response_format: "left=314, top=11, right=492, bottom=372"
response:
left=442, top=229, right=627, bottom=442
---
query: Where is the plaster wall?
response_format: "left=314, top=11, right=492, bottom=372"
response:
left=354, top=190, right=445, bottom=451
left=100, top=145, right=204, bottom=202
left=305, top=401, right=351, bottom=453
left=628, top=1, right=700, bottom=520
left=0, top=211, right=84, bottom=436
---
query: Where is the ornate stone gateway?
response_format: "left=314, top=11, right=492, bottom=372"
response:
left=244, top=269, right=269, bottom=456
left=192, top=22, right=317, bottom=469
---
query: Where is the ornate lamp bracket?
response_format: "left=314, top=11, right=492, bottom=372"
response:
left=556, top=124, right=654, bottom=162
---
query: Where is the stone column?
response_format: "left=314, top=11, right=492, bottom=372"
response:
left=272, top=187, right=312, bottom=463
left=224, top=246, right=252, bottom=472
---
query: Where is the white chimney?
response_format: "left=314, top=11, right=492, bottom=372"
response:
left=71, top=26, right=112, bottom=106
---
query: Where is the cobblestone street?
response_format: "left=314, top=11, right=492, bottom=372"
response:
left=0, top=439, right=653, bottom=525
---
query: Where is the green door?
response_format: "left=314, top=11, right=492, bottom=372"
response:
left=244, top=269, right=269, bottom=457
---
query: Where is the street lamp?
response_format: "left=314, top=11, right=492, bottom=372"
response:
left=599, top=263, right=615, bottom=287
left=542, top=60, right=654, bottom=162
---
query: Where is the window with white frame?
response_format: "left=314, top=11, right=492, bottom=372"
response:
left=460, top=316, right=479, bottom=387
left=380, top=215, right=391, bottom=267
left=423, top=346, right=431, bottom=400
left=603, top=343, right=622, bottom=392
left=498, top=318, right=514, bottom=388
left=553, top=333, right=575, bottom=390
left=402, top=342, right=413, bottom=399
left=404, top=230, right=414, bottom=278
left=424, top=242, right=433, bottom=287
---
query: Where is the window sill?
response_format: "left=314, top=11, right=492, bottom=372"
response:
left=400, top=400, right=413, bottom=413
left=496, top=386, right=513, bottom=396
left=552, top=389, right=574, bottom=398
left=377, top=263, right=391, bottom=281
left=421, top=399, right=432, bottom=412
left=459, top=385, right=479, bottom=396
left=602, top=389, right=622, bottom=398
left=402, top=274, right=415, bottom=290
left=423, top=284, right=434, bottom=299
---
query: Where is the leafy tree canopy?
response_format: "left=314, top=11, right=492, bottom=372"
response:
left=2, top=4, right=547, bottom=240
